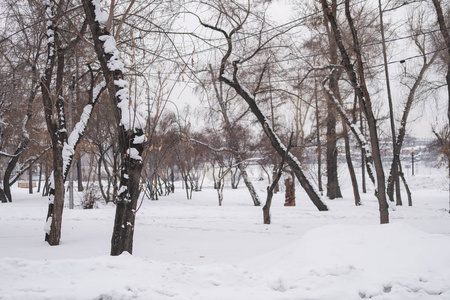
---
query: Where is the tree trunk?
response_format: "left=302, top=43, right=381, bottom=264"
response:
left=41, top=6, right=68, bottom=245
left=323, top=4, right=342, bottom=200
left=343, top=122, right=361, bottom=205
left=216, top=181, right=224, bottom=206
left=263, top=134, right=292, bottom=224
left=37, top=162, right=42, bottom=193
left=77, top=157, right=84, bottom=191
left=0, top=189, right=6, bottom=203
left=272, top=166, right=279, bottom=193
left=398, top=164, right=412, bottom=206
left=284, top=177, right=296, bottom=206
left=83, top=0, right=146, bottom=255
left=43, top=163, right=49, bottom=197
left=431, top=0, right=450, bottom=126
left=28, top=166, right=33, bottom=194
left=239, top=164, right=261, bottom=206
left=314, top=80, right=323, bottom=195
left=360, top=109, right=367, bottom=194
left=97, top=152, right=109, bottom=203
left=45, top=150, right=65, bottom=245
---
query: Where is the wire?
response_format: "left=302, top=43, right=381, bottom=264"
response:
left=139, top=45, right=448, bottom=86
left=140, top=25, right=447, bottom=77
left=149, top=0, right=370, bottom=65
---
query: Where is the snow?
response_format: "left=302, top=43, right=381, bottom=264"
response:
left=126, top=147, right=142, bottom=161
left=62, top=81, right=105, bottom=177
left=44, top=2, right=55, bottom=57
left=0, top=167, right=449, bottom=299
left=43, top=216, right=52, bottom=235
left=133, top=134, right=146, bottom=144
left=92, top=0, right=109, bottom=29
left=98, top=35, right=124, bottom=72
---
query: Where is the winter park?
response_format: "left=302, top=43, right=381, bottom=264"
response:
left=1, top=0, right=450, bottom=299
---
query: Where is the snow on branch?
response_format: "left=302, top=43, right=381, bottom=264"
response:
left=10, top=147, right=51, bottom=186
left=92, top=0, right=109, bottom=29
left=0, top=151, right=19, bottom=158
left=188, top=138, right=232, bottom=153
left=62, top=80, right=106, bottom=179
left=322, top=72, right=377, bottom=191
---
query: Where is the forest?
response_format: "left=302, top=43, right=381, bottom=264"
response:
left=0, top=2, right=449, bottom=296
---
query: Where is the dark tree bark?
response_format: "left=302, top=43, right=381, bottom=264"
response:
left=77, top=157, right=84, bottom=191
left=37, top=162, right=42, bottom=193
left=343, top=122, right=361, bottom=206
left=28, top=166, right=33, bottom=194
left=314, top=80, right=323, bottom=195
left=41, top=5, right=67, bottom=244
left=323, top=0, right=342, bottom=200
left=284, top=177, right=296, bottom=206
left=82, top=0, right=146, bottom=255
left=263, top=134, right=292, bottom=224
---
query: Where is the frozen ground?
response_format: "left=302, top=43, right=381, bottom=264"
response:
left=0, top=166, right=449, bottom=299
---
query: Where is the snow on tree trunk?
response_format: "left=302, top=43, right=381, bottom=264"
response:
left=41, top=0, right=66, bottom=246
left=82, top=0, right=146, bottom=256
left=238, top=165, right=261, bottom=206
left=322, top=75, right=377, bottom=192
left=343, top=122, right=361, bottom=206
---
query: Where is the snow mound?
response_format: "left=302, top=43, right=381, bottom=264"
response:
left=246, top=222, right=450, bottom=299
left=1, top=223, right=449, bottom=299
left=0, top=253, right=274, bottom=300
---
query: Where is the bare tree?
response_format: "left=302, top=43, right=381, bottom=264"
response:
left=199, top=65, right=261, bottom=206
left=321, top=0, right=389, bottom=223
left=197, top=0, right=328, bottom=211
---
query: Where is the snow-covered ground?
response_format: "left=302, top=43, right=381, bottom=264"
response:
left=0, top=165, right=449, bottom=299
